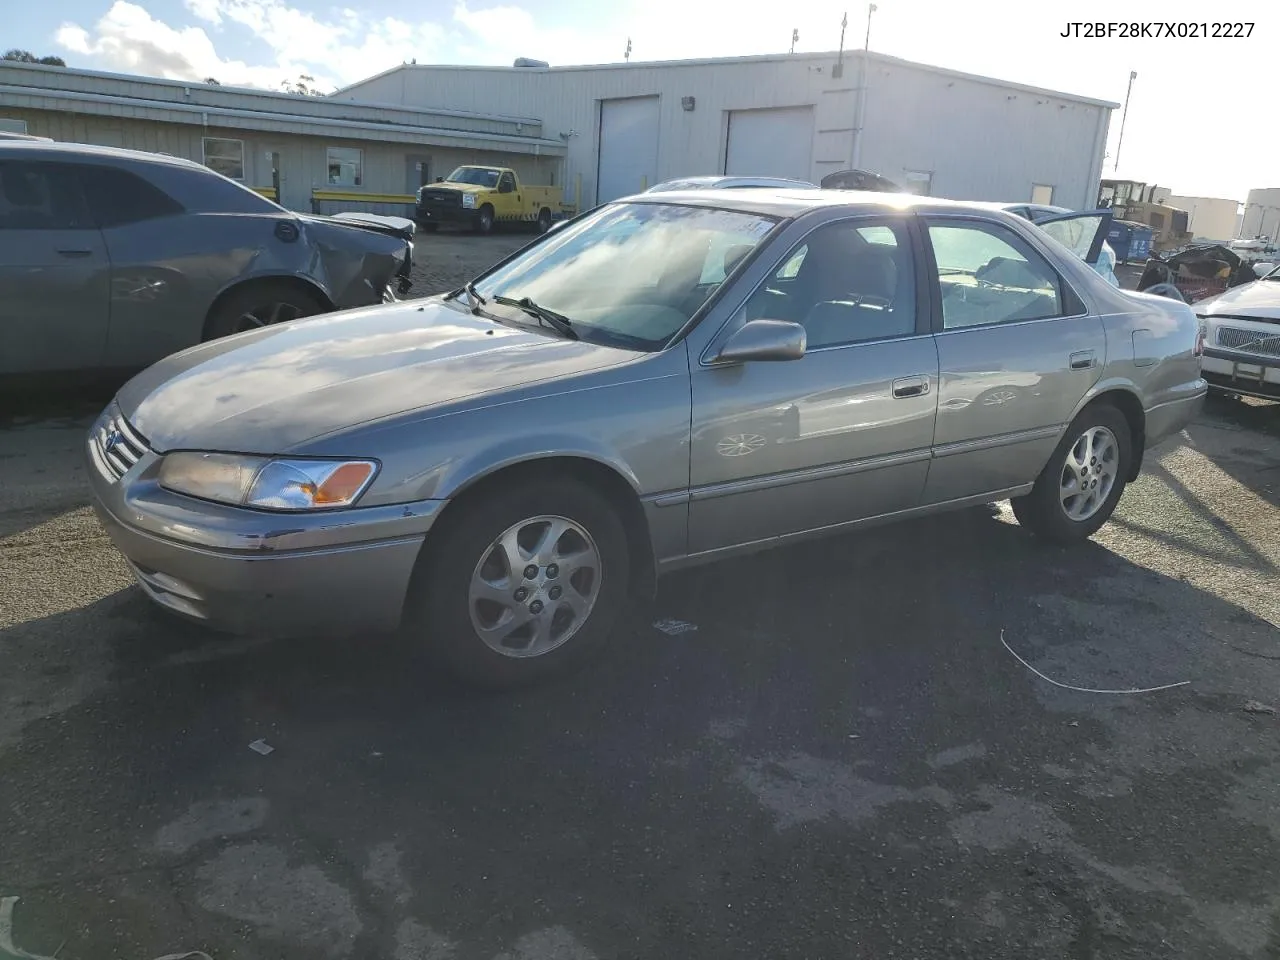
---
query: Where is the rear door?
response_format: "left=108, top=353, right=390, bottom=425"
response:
left=74, top=162, right=192, bottom=369
left=921, top=215, right=1107, bottom=504
left=0, top=159, right=109, bottom=374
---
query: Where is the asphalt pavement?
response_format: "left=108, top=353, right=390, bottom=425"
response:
left=2, top=233, right=1279, bottom=960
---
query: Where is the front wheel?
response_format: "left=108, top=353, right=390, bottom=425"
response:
left=1011, top=404, right=1132, bottom=543
left=409, top=478, right=631, bottom=688
left=475, top=205, right=495, bottom=235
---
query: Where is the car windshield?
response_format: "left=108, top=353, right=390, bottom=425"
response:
left=471, top=202, right=779, bottom=350
left=1263, top=263, right=1280, bottom=280
left=447, top=166, right=501, bottom=187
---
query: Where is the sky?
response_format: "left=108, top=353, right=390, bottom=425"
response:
left=6, top=0, right=1277, bottom=202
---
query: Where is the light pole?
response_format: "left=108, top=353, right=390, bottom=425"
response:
left=1114, top=69, right=1136, bottom=172
left=850, top=2, right=877, bottom=169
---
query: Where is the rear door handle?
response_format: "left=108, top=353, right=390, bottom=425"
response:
left=891, top=375, right=931, bottom=399
left=1070, top=350, right=1097, bottom=370
left=55, top=248, right=93, bottom=258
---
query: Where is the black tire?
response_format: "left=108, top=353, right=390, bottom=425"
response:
left=408, top=477, right=631, bottom=689
left=1011, top=403, right=1132, bottom=543
left=537, top=207, right=553, bottom=232
left=475, top=204, right=495, bottom=235
left=204, top=282, right=327, bottom=342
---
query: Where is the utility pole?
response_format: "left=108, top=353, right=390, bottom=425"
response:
left=835, top=11, right=847, bottom=77
left=1114, top=70, right=1136, bottom=172
left=851, top=3, right=876, bottom=169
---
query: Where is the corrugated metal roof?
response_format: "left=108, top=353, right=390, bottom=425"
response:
left=0, top=82, right=566, bottom=154
left=0, top=60, right=545, bottom=125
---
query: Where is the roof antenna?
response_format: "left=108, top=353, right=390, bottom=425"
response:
left=624, top=38, right=632, bottom=62
left=789, top=28, right=799, bottom=54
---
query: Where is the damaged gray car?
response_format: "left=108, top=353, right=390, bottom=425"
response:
left=0, top=141, right=413, bottom=377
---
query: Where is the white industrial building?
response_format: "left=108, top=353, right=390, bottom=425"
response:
left=2, top=51, right=1115, bottom=218
left=1151, top=190, right=1242, bottom=242
left=337, top=50, right=1117, bottom=211
left=1241, top=188, right=1280, bottom=242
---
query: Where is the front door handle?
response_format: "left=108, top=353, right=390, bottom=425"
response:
left=891, top=375, right=931, bottom=399
left=56, top=248, right=93, bottom=258
left=1070, top=349, right=1097, bottom=370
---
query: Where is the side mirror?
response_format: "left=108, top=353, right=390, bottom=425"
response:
left=713, top=318, right=806, bottom=363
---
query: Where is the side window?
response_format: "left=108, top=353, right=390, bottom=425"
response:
left=743, top=218, right=917, bottom=349
left=499, top=172, right=516, bottom=193
left=0, top=161, right=90, bottom=230
left=927, top=220, right=1063, bottom=330
left=78, top=165, right=184, bottom=228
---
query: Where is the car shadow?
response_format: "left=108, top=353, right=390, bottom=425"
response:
left=2, top=499, right=1279, bottom=959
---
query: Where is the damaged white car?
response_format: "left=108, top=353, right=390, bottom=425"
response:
left=1195, top=263, right=1280, bottom=401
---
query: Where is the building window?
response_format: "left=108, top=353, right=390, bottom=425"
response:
left=902, top=170, right=933, bottom=196
left=202, top=138, right=244, bottom=180
left=0, top=118, right=28, bottom=134
left=1031, top=183, right=1054, bottom=205
left=327, top=147, right=363, bottom=187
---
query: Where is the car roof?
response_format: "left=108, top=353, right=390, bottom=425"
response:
left=650, top=175, right=818, bottom=191
left=623, top=187, right=1032, bottom=220
left=0, top=139, right=207, bottom=170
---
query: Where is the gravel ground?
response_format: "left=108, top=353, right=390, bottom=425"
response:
left=2, top=235, right=1279, bottom=960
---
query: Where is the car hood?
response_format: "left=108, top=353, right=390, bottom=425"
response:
left=427, top=182, right=489, bottom=194
left=1194, top=279, right=1280, bottom=320
left=117, top=298, right=641, bottom=454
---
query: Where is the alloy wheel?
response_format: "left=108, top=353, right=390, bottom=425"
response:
left=467, top=514, right=602, bottom=658
left=1059, top=425, right=1118, bottom=522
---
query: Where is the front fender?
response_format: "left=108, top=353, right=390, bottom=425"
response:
left=433, top=433, right=644, bottom=501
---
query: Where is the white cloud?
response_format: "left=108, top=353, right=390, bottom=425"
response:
left=55, top=1, right=311, bottom=87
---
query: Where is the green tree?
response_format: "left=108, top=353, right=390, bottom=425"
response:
left=3, top=49, right=66, bottom=66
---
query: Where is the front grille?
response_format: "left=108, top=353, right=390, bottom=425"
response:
left=94, top=411, right=150, bottom=480
left=418, top=189, right=462, bottom=208
left=1216, top=326, right=1280, bottom=358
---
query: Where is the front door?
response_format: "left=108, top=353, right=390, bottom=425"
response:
left=687, top=215, right=940, bottom=556
left=495, top=170, right=521, bottom=222
left=405, top=155, right=432, bottom=195
left=920, top=215, right=1107, bottom=504
left=0, top=159, right=110, bottom=374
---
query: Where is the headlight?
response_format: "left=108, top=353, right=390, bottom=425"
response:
left=462, top=193, right=477, bottom=209
left=158, top=453, right=378, bottom=510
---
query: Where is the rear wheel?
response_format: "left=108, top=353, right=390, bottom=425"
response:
left=203, top=282, right=327, bottom=341
left=1011, top=403, right=1132, bottom=543
left=409, top=478, right=630, bottom=688
left=537, top=207, right=553, bottom=232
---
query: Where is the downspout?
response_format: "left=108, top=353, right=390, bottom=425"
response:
left=851, top=50, right=867, bottom=169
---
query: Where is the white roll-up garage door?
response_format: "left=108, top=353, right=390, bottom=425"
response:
left=597, top=96, right=660, bottom=203
left=725, top=106, right=815, bottom=182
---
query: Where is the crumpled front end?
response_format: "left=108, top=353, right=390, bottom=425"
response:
left=300, top=217, right=413, bottom=308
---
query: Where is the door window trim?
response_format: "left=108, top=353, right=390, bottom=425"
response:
left=698, top=211, right=934, bottom=366
left=918, top=213, right=1089, bottom=336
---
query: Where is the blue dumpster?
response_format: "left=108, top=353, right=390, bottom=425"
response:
left=1107, top=220, right=1154, bottom=263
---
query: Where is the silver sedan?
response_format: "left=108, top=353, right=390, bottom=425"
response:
left=87, top=190, right=1207, bottom=687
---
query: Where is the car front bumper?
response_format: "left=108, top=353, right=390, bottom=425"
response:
left=1202, top=347, right=1280, bottom=400
left=86, top=408, right=443, bottom=637
left=414, top=202, right=477, bottom=226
